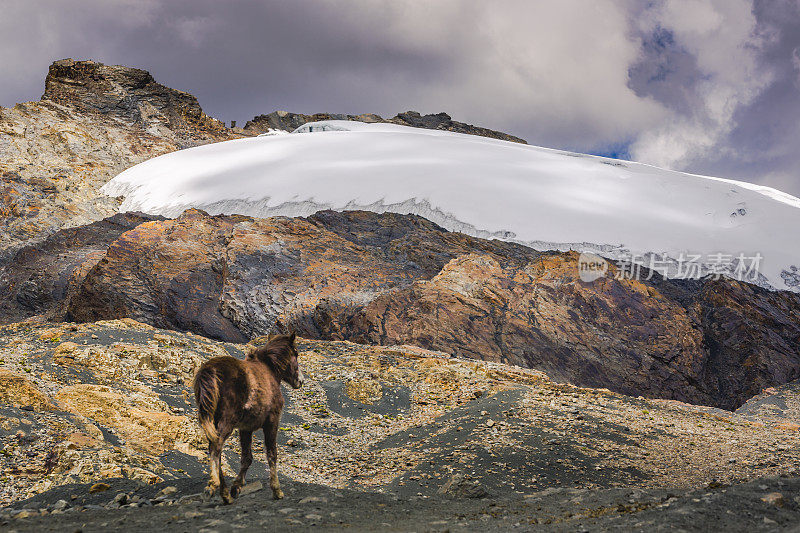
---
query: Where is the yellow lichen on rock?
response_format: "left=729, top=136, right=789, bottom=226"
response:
left=345, top=377, right=383, bottom=404
left=0, top=367, right=55, bottom=410
left=55, top=384, right=202, bottom=455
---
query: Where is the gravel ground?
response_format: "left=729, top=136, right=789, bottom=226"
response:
left=2, top=475, right=800, bottom=532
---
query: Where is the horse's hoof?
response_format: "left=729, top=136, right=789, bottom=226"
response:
left=272, top=489, right=284, bottom=500
left=203, top=485, right=216, bottom=501
left=230, top=484, right=241, bottom=498
left=221, top=489, right=234, bottom=505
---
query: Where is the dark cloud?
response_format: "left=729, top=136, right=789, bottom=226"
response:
left=1, top=0, right=798, bottom=196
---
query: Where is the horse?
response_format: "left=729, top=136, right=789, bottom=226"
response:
left=193, top=332, right=304, bottom=503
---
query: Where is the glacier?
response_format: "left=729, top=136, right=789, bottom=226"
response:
left=102, top=120, right=800, bottom=292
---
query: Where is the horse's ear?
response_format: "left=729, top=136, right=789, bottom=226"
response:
left=289, top=331, right=296, bottom=344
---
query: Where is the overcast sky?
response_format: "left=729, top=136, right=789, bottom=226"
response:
left=2, top=0, right=799, bottom=195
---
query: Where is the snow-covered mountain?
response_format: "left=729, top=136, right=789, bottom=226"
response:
left=102, top=120, right=800, bottom=292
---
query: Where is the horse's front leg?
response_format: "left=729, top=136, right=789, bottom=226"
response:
left=263, top=414, right=283, bottom=499
left=230, top=430, right=253, bottom=498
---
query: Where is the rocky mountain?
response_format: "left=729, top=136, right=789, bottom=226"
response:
left=2, top=58, right=800, bottom=532
left=242, top=110, right=528, bottom=143
left=0, top=212, right=161, bottom=324
left=0, top=59, right=241, bottom=255
left=1, top=318, right=799, bottom=531
left=0, top=59, right=527, bottom=256
left=2, top=59, right=799, bottom=412
left=0, top=208, right=795, bottom=410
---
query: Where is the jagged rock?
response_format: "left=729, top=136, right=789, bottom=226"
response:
left=760, top=492, right=784, bottom=507
left=438, top=473, right=490, bottom=499
left=62, top=209, right=800, bottom=409
left=243, top=109, right=527, bottom=143
left=43, top=59, right=229, bottom=142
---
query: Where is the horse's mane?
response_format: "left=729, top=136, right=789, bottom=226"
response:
left=246, top=334, right=295, bottom=377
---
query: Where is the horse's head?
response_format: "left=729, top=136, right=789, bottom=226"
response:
left=282, top=332, right=304, bottom=389
left=250, top=332, right=304, bottom=389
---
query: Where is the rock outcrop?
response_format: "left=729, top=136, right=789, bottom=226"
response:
left=243, top=110, right=528, bottom=143
left=0, top=59, right=243, bottom=254
left=48, top=209, right=800, bottom=410
left=42, top=59, right=230, bottom=144
left=0, top=212, right=161, bottom=323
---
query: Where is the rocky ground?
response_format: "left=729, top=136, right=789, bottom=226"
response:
left=1, top=318, right=799, bottom=531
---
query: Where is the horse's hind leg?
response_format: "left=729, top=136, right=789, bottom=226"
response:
left=264, top=414, right=283, bottom=499
left=230, top=430, right=253, bottom=498
left=204, top=424, right=234, bottom=504
left=204, top=437, right=222, bottom=501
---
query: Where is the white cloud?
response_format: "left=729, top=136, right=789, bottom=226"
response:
left=0, top=0, right=797, bottom=195
left=793, top=47, right=800, bottom=87
left=629, top=0, right=774, bottom=170
left=352, top=0, right=669, bottom=149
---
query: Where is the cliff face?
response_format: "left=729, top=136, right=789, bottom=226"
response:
left=50, top=209, right=800, bottom=410
left=0, top=212, right=161, bottom=324
left=243, top=109, right=528, bottom=143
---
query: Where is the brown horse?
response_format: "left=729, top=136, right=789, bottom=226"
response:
left=193, top=332, right=304, bottom=503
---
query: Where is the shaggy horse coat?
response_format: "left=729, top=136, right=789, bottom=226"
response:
left=194, top=333, right=303, bottom=503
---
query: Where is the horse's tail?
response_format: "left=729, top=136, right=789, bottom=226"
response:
left=193, top=365, right=220, bottom=443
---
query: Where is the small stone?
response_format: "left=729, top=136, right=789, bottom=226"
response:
left=305, top=513, right=323, bottom=520
left=89, top=482, right=111, bottom=493
left=761, top=492, right=784, bottom=507
left=113, top=493, right=128, bottom=505
left=177, top=493, right=202, bottom=504
left=278, top=507, right=297, bottom=514
left=156, top=486, right=178, bottom=498
left=480, top=410, right=488, bottom=416
left=287, top=439, right=297, bottom=447
left=52, top=499, right=69, bottom=511
left=239, top=481, right=263, bottom=496
left=15, top=509, right=34, bottom=518
left=486, top=419, right=495, bottom=428
left=299, top=496, right=328, bottom=504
